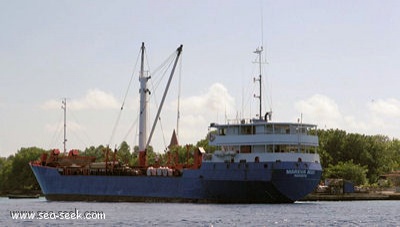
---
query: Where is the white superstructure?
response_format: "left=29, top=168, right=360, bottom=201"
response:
left=206, top=119, right=320, bottom=164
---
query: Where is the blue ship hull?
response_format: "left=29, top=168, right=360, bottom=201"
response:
left=30, top=161, right=322, bottom=203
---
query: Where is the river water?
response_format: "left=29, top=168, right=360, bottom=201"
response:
left=1, top=197, right=399, bottom=226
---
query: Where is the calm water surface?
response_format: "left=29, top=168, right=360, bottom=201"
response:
left=1, top=197, right=399, bottom=226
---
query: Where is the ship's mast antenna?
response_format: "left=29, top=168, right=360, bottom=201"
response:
left=254, top=46, right=263, bottom=120
left=138, top=42, right=149, bottom=154
left=253, top=2, right=271, bottom=121
left=61, top=98, right=67, bottom=154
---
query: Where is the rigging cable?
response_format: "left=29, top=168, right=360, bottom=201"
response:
left=119, top=47, right=176, bottom=151
left=147, top=51, right=177, bottom=92
left=262, top=59, right=273, bottom=113
left=241, top=60, right=257, bottom=118
left=176, top=53, right=183, bottom=139
left=145, top=46, right=182, bottom=151
left=149, top=55, right=176, bottom=150
left=69, top=108, right=94, bottom=148
left=108, top=48, right=141, bottom=146
left=48, top=104, right=64, bottom=149
left=123, top=107, right=140, bottom=149
left=109, top=46, right=178, bottom=152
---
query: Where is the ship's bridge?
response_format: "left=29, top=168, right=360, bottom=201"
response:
left=208, top=119, right=318, bottom=154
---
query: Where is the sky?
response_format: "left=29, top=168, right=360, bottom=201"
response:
left=1, top=0, right=400, bottom=157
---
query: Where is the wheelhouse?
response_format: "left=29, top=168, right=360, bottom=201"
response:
left=209, top=119, right=319, bottom=155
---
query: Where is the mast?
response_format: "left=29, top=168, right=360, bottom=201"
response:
left=62, top=98, right=67, bottom=154
left=254, top=46, right=263, bottom=120
left=137, top=43, right=183, bottom=167
left=138, top=42, right=149, bottom=154
left=146, top=45, right=183, bottom=149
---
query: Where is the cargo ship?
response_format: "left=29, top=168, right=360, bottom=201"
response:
left=30, top=43, right=322, bottom=203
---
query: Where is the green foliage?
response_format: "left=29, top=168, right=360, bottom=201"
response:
left=317, top=129, right=346, bottom=166
left=81, top=141, right=133, bottom=164
left=169, top=145, right=195, bottom=166
left=145, top=149, right=157, bottom=165
left=0, top=156, right=13, bottom=193
left=196, top=132, right=216, bottom=154
left=117, top=141, right=131, bottom=164
left=82, top=145, right=106, bottom=161
left=0, top=147, right=45, bottom=194
left=318, top=129, right=400, bottom=184
left=324, top=160, right=368, bottom=185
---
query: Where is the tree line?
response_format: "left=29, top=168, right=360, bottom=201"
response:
left=0, top=129, right=399, bottom=195
left=317, top=129, right=400, bottom=185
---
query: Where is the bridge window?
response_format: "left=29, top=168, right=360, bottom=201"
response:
left=241, top=126, right=254, bottom=135
left=240, top=146, right=251, bottom=153
left=266, top=125, right=273, bottom=134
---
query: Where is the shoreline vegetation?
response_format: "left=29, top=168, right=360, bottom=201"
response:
left=1, top=129, right=400, bottom=199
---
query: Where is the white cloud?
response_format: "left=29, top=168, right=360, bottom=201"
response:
left=178, top=114, right=208, bottom=141
left=364, top=98, right=400, bottom=137
left=40, top=84, right=235, bottom=151
left=41, top=89, right=120, bottom=110
left=160, top=83, right=236, bottom=147
left=106, top=83, right=236, bottom=151
left=295, top=94, right=342, bottom=128
left=180, top=83, right=235, bottom=114
left=343, top=115, right=369, bottom=132
left=368, top=98, right=400, bottom=118
left=41, top=99, right=60, bottom=110
left=295, top=95, right=400, bottom=139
